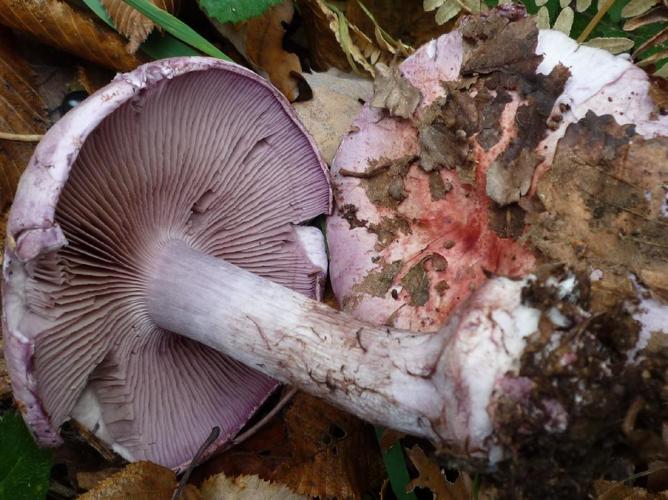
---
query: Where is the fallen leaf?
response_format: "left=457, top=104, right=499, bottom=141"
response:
left=594, top=479, right=667, bottom=499
left=347, top=0, right=448, bottom=47
left=371, top=63, right=423, bottom=119
left=0, top=413, right=53, bottom=500
left=584, top=36, right=635, bottom=54
left=293, top=70, right=372, bottom=164
left=406, top=445, right=472, bottom=500
left=623, top=7, right=668, bottom=32
left=101, top=0, right=179, bottom=53
left=79, top=461, right=199, bottom=499
left=274, top=393, right=385, bottom=499
left=192, top=393, right=385, bottom=500
left=0, top=0, right=145, bottom=71
left=0, top=30, right=48, bottom=235
left=298, top=0, right=392, bottom=75
left=200, top=474, right=306, bottom=499
left=76, top=469, right=123, bottom=491
left=205, top=0, right=303, bottom=101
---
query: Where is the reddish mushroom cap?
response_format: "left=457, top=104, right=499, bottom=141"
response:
left=3, top=57, right=331, bottom=469
left=326, top=13, right=668, bottom=331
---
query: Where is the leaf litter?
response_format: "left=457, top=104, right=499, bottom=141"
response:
left=1, top=1, right=668, bottom=499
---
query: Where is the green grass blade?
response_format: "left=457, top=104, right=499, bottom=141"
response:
left=119, top=0, right=230, bottom=59
left=374, top=426, right=417, bottom=500
left=82, top=0, right=202, bottom=58
left=81, top=0, right=115, bottom=26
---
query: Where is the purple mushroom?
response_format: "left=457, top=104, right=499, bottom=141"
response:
left=3, top=58, right=330, bottom=469
left=3, top=12, right=667, bottom=492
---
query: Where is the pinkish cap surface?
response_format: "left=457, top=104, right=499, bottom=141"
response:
left=3, top=57, right=331, bottom=469
left=326, top=15, right=668, bottom=332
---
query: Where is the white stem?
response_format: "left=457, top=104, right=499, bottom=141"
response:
left=146, top=240, right=451, bottom=441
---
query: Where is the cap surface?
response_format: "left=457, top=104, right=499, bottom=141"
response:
left=3, top=57, right=331, bottom=469
left=326, top=14, right=668, bottom=332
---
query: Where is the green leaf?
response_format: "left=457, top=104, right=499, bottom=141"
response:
left=0, top=413, right=52, bottom=500
left=374, top=427, right=417, bottom=500
left=81, top=0, right=201, bottom=58
left=117, top=0, right=230, bottom=59
left=198, top=0, right=284, bottom=24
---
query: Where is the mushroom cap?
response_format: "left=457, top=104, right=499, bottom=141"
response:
left=3, top=57, right=331, bottom=469
left=326, top=13, right=668, bottom=331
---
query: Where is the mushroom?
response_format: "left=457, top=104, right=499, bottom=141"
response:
left=3, top=58, right=331, bottom=469
left=3, top=14, right=667, bottom=493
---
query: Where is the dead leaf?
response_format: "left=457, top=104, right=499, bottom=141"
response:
left=274, top=393, right=385, bottom=499
left=594, top=479, right=668, bottom=499
left=347, top=0, right=448, bottom=47
left=378, top=428, right=405, bottom=452
left=76, top=469, right=123, bottom=491
left=624, top=7, right=668, bottom=31
left=79, top=461, right=200, bottom=499
left=371, top=63, right=423, bottom=118
left=0, top=30, right=48, bottom=235
left=192, top=393, right=384, bottom=500
left=206, top=1, right=303, bottom=101
left=102, top=0, right=179, bottom=53
left=0, top=0, right=145, bottom=71
left=293, top=70, right=372, bottom=164
left=584, top=36, right=635, bottom=53
left=406, top=445, right=472, bottom=500
left=200, top=474, right=306, bottom=499
left=299, top=0, right=403, bottom=76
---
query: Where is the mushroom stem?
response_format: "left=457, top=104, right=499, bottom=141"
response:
left=147, top=240, right=540, bottom=449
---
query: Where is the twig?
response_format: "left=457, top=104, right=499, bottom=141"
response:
left=339, top=162, right=391, bottom=179
left=172, top=426, right=220, bottom=500
left=0, top=132, right=44, bottom=142
left=230, top=386, right=298, bottom=447
left=577, top=0, right=616, bottom=43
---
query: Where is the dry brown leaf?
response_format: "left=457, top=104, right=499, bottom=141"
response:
left=102, top=0, right=179, bottom=53
left=192, top=392, right=384, bottom=500
left=207, top=1, right=303, bottom=101
left=624, top=7, right=668, bottom=31
left=293, top=70, right=372, bottom=164
left=406, top=445, right=473, bottom=500
left=594, top=479, right=668, bottom=499
left=299, top=0, right=403, bottom=75
left=0, top=0, right=145, bottom=71
left=200, top=474, right=306, bottom=499
left=76, top=469, right=123, bottom=491
left=273, top=393, right=385, bottom=499
left=634, top=25, right=668, bottom=56
left=79, top=461, right=200, bottom=500
left=0, top=30, right=48, bottom=235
